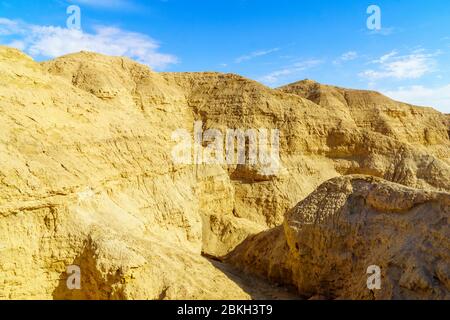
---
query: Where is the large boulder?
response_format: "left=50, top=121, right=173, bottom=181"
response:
left=227, top=175, right=450, bottom=299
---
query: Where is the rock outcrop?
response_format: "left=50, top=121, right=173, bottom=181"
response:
left=226, top=175, right=450, bottom=300
left=0, top=47, right=251, bottom=299
left=0, top=46, right=448, bottom=299
left=279, top=80, right=450, bottom=162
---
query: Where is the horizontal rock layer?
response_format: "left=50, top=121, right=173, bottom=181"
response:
left=0, top=46, right=448, bottom=299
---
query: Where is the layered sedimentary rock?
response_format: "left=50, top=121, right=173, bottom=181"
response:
left=161, top=73, right=449, bottom=229
left=0, top=47, right=251, bottom=299
left=0, top=46, right=448, bottom=299
left=226, top=175, right=450, bottom=299
left=279, top=79, right=450, bottom=162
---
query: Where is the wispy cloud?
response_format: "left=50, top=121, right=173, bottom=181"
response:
left=0, top=17, right=20, bottom=35
left=333, top=51, right=358, bottom=65
left=259, top=59, right=323, bottom=85
left=382, top=84, right=450, bottom=113
left=0, top=18, right=178, bottom=70
left=235, top=48, right=279, bottom=63
left=360, top=50, right=438, bottom=81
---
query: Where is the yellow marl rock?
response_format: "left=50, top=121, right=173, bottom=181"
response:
left=0, top=46, right=449, bottom=299
left=227, top=175, right=450, bottom=300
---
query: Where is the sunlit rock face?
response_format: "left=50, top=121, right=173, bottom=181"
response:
left=227, top=175, right=449, bottom=300
left=0, top=46, right=448, bottom=299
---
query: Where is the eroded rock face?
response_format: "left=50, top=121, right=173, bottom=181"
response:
left=0, top=47, right=250, bottom=299
left=279, top=80, right=450, bottom=162
left=227, top=175, right=450, bottom=300
left=0, top=46, right=448, bottom=299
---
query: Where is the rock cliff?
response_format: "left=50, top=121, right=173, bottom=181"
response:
left=227, top=175, right=449, bottom=299
left=0, top=46, right=448, bottom=299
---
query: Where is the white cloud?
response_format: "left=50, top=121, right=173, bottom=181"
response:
left=259, top=59, right=323, bottom=85
left=382, top=84, right=450, bottom=114
left=341, top=51, right=358, bottom=61
left=360, top=50, right=438, bottom=81
left=235, top=48, right=279, bottom=63
left=333, top=51, right=358, bottom=65
left=0, top=17, right=20, bottom=35
left=7, top=39, right=25, bottom=50
left=0, top=18, right=178, bottom=70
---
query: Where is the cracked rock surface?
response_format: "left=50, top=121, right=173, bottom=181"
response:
left=0, top=47, right=448, bottom=299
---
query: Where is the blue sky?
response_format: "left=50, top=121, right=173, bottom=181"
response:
left=1, top=0, right=449, bottom=112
